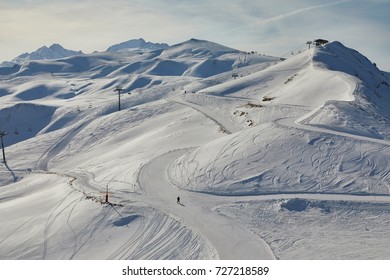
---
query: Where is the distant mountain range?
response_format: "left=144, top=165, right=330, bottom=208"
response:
left=0, top=39, right=169, bottom=67
left=5, top=44, right=83, bottom=66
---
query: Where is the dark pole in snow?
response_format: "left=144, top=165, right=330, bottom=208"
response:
left=114, top=87, right=123, bottom=111
left=105, top=185, right=109, bottom=204
left=0, top=131, right=7, bottom=163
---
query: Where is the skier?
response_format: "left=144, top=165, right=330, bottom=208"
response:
left=177, top=196, right=180, bottom=204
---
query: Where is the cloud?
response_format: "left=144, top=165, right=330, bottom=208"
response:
left=216, top=0, right=351, bottom=37
left=259, top=0, right=351, bottom=24
left=0, top=0, right=389, bottom=70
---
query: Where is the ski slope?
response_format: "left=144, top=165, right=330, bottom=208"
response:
left=1, top=39, right=390, bottom=259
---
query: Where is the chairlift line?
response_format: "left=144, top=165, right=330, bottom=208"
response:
left=0, top=130, right=8, bottom=163
left=114, top=86, right=123, bottom=111
left=279, top=42, right=308, bottom=59
left=0, top=109, right=58, bottom=135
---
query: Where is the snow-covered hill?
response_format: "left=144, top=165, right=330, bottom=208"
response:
left=1, top=39, right=390, bottom=260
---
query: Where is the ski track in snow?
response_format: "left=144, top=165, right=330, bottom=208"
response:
left=168, top=96, right=241, bottom=134
left=26, top=91, right=273, bottom=259
left=17, top=106, right=219, bottom=259
left=138, top=149, right=275, bottom=259
left=36, top=119, right=94, bottom=171
left=42, top=191, right=80, bottom=260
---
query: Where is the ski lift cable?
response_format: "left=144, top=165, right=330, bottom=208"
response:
left=0, top=100, right=94, bottom=133
left=279, top=43, right=308, bottom=58
left=0, top=111, right=56, bottom=133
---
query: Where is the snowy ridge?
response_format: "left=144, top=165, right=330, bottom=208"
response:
left=301, top=42, right=390, bottom=139
left=1, top=39, right=390, bottom=260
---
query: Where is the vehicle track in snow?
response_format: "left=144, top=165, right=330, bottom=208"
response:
left=168, top=97, right=241, bottom=134
left=69, top=208, right=109, bottom=260
left=276, top=117, right=390, bottom=147
left=107, top=212, right=147, bottom=260
left=0, top=217, right=35, bottom=248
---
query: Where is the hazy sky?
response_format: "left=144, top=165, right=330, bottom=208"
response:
left=1, top=0, right=389, bottom=70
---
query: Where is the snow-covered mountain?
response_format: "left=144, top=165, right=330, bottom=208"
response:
left=1, top=38, right=390, bottom=260
left=106, top=38, right=169, bottom=52
left=8, top=44, right=83, bottom=65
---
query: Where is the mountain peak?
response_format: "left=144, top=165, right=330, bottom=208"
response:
left=313, top=41, right=384, bottom=87
left=106, top=38, right=169, bottom=52
left=161, top=38, right=239, bottom=59
left=49, top=43, right=66, bottom=50
left=10, top=43, right=83, bottom=65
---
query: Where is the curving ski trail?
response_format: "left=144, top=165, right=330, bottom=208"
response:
left=139, top=149, right=275, bottom=260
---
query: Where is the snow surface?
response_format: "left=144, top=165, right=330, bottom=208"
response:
left=1, top=39, right=390, bottom=259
